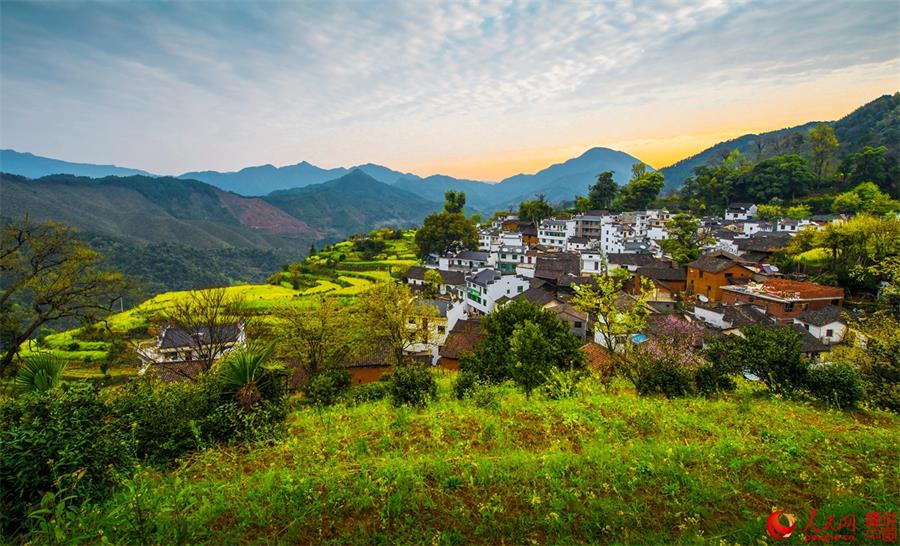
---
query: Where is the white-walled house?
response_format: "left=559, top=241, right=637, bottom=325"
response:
left=464, top=269, right=530, bottom=314
left=580, top=249, right=605, bottom=275
left=776, top=218, right=816, bottom=233
left=439, top=250, right=491, bottom=271
left=408, top=299, right=466, bottom=363
left=725, top=203, right=758, bottom=221
left=497, top=245, right=528, bottom=274
left=792, top=305, right=848, bottom=345
left=565, top=236, right=594, bottom=252
left=538, top=218, right=575, bottom=248
left=478, top=229, right=500, bottom=251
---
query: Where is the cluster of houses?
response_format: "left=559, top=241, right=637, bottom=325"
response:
left=407, top=205, right=852, bottom=372
left=142, top=204, right=853, bottom=384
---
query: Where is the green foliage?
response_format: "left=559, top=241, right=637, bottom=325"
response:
left=588, top=171, right=618, bottom=210
left=15, top=352, right=67, bottom=393
left=343, top=380, right=390, bottom=406
left=841, top=145, right=899, bottom=193
left=830, top=315, right=900, bottom=412
left=785, top=204, right=811, bottom=220
left=831, top=182, right=900, bottom=215
left=614, top=164, right=664, bottom=211
left=518, top=195, right=554, bottom=224
left=733, top=154, right=816, bottom=203
left=539, top=367, right=584, bottom=400
left=218, top=344, right=287, bottom=410
left=806, top=362, right=865, bottom=409
left=0, top=383, right=132, bottom=535
left=388, top=364, right=438, bottom=408
left=303, top=366, right=352, bottom=407
left=719, top=326, right=808, bottom=394
left=443, top=190, right=466, bottom=214
left=461, top=300, right=584, bottom=389
left=414, top=212, right=478, bottom=259
left=755, top=204, right=783, bottom=221
left=352, top=238, right=388, bottom=260
left=679, top=150, right=749, bottom=214
left=807, top=123, right=840, bottom=186
left=658, top=214, right=710, bottom=265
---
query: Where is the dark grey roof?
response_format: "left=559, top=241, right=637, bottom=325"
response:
left=404, top=266, right=466, bottom=285
left=636, top=266, right=687, bottom=282
left=160, top=324, right=241, bottom=349
left=736, top=232, right=792, bottom=253
left=796, top=305, right=846, bottom=327
left=723, top=305, right=771, bottom=328
left=567, top=236, right=591, bottom=244
left=534, top=253, right=581, bottom=281
left=416, top=298, right=450, bottom=318
left=607, top=253, right=668, bottom=267
left=739, top=251, right=770, bottom=263
left=727, top=203, right=755, bottom=211
left=513, top=285, right=558, bottom=307
left=688, top=251, right=750, bottom=273
left=456, top=251, right=490, bottom=261
left=469, top=268, right=501, bottom=286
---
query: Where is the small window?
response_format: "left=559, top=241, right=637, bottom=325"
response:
left=574, top=321, right=583, bottom=328
left=517, top=286, right=524, bottom=293
left=437, top=326, right=446, bottom=335
left=699, top=270, right=704, bottom=278
left=826, top=329, right=833, bottom=337
left=784, top=302, right=794, bottom=312
left=831, top=299, right=839, bottom=305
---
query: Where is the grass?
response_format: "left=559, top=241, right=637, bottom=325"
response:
left=43, top=376, right=899, bottom=544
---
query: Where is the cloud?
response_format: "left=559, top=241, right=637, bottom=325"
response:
left=1, top=0, right=897, bottom=177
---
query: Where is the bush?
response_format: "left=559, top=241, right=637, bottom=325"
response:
left=67, top=342, right=80, bottom=351
left=452, top=371, right=478, bottom=400
left=344, top=381, right=390, bottom=405
left=389, top=364, right=437, bottom=408
left=0, top=384, right=133, bottom=535
left=303, top=367, right=352, bottom=407
left=630, top=353, right=698, bottom=398
left=806, top=362, right=865, bottom=409
left=540, top=367, right=585, bottom=400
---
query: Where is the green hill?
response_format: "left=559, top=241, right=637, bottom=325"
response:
left=660, top=92, right=900, bottom=191
left=26, top=375, right=899, bottom=544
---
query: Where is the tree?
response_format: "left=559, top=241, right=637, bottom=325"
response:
left=0, top=218, right=129, bottom=375
left=444, top=190, right=466, bottom=214
left=574, top=196, right=591, bottom=213
left=518, top=194, right=554, bottom=224
left=459, top=299, right=583, bottom=387
left=614, top=165, right=664, bottom=211
left=357, top=282, right=436, bottom=366
left=414, top=212, right=478, bottom=259
left=588, top=171, right=619, bottom=210
left=724, top=326, right=807, bottom=394
left=423, top=269, right=444, bottom=299
left=733, top=154, right=816, bottom=202
left=807, top=123, right=839, bottom=188
left=659, top=214, right=713, bottom=265
left=832, top=182, right=900, bottom=215
left=274, top=297, right=359, bottom=374
left=679, top=151, right=749, bottom=214
left=158, top=287, right=248, bottom=375
left=828, top=314, right=899, bottom=412
left=841, top=145, right=898, bottom=194
left=756, top=204, right=783, bottom=221
left=509, top=320, right=566, bottom=397
left=571, top=269, right=653, bottom=386
left=785, top=204, right=811, bottom=220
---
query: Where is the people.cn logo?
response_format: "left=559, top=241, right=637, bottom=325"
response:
left=767, top=510, right=797, bottom=540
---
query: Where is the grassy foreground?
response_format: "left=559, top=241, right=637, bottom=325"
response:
left=40, top=376, right=898, bottom=544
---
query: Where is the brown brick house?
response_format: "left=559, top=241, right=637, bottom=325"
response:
left=686, top=251, right=757, bottom=302
left=720, top=278, right=844, bottom=325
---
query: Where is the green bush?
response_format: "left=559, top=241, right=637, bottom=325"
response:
left=806, top=362, right=865, bottom=409
left=389, top=364, right=438, bottom=408
left=452, top=370, right=478, bottom=399
left=0, top=384, right=133, bottom=535
left=631, top=355, right=697, bottom=398
left=344, top=381, right=390, bottom=405
left=303, top=366, right=352, bottom=407
left=540, top=367, right=585, bottom=400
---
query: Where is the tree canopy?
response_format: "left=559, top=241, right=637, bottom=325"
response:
left=414, top=211, right=478, bottom=259
left=614, top=164, right=664, bottom=211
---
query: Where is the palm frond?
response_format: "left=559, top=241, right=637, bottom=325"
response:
left=15, top=353, right=67, bottom=393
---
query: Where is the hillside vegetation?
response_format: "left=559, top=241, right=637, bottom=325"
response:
left=23, top=376, right=899, bottom=544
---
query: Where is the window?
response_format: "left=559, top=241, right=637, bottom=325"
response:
left=831, top=299, right=839, bottom=305
left=699, top=270, right=704, bottom=278
left=574, top=321, right=583, bottom=328
left=826, top=329, right=833, bottom=337
left=784, top=302, right=794, bottom=312
left=437, top=326, right=446, bottom=335
left=517, top=286, right=524, bottom=293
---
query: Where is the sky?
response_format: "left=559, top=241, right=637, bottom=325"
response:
left=1, top=0, right=898, bottom=181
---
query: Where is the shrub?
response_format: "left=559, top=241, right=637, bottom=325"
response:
left=303, top=366, right=352, bottom=407
left=806, top=362, right=865, bottom=409
left=389, top=364, right=437, bottom=408
left=15, top=352, right=67, bottom=393
left=218, top=344, right=287, bottom=410
left=630, top=351, right=698, bottom=398
left=540, top=367, right=585, bottom=400
left=471, top=382, right=501, bottom=410
left=0, top=384, right=133, bottom=535
left=344, top=381, right=390, bottom=405
left=452, top=370, right=478, bottom=400
left=67, top=342, right=80, bottom=351
left=717, top=326, right=809, bottom=394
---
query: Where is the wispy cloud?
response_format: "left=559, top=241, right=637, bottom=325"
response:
left=1, top=0, right=897, bottom=178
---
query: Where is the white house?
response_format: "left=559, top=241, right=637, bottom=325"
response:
left=538, top=218, right=575, bottom=248
left=409, top=299, right=466, bottom=364
left=777, top=218, right=816, bottom=233
left=497, top=245, right=528, bottom=274
left=478, top=229, right=501, bottom=251
left=565, top=236, right=594, bottom=252
left=580, top=249, right=605, bottom=275
left=792, top=305, right=848, bottom=345
left=464, top=269, right=530, bottom=314
left=725, top=203, right=758, bottom=221
left=439, top=250, right=492, bottom=271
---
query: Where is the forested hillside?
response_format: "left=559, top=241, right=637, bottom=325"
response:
left=660, top=93, right=900, bottom=192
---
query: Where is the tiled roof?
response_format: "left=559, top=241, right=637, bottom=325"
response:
left=723, top=305, right=771, bottom=328
left=607, top=253, right=667, bottom=267
left=404, top=266, right=465, bottom=285
left=513, top=285, right=558, bottom=307
left=439, top=319, right=483, bottom=360
left=456, top=250, right=490, bottom=261
left=636, top=266, right=686, bottom=282
left=796, top=305, right=846, bottom=326
left=736, top=232, right=792, bottom=253
left=160, top=324, right=241, bottom=349
left=469, top=268, right=501, bottom=287
left=687, top=251, right=751, bottom=273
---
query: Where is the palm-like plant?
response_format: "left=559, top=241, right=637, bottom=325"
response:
left=218, top=343, right=285, bottom=410
left=15, top=352, right=67, bottom=393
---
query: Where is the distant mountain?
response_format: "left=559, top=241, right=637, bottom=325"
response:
left=0, top=149, right=155, bottom=179
left=659, top=93, right=900, bottom=192
left=181, top=161, right=420, bottom=195
left=392, top=147, right=646, bottom=212
left=264, top=170, right=441, bottom=239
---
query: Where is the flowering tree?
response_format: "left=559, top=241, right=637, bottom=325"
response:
left=625, top=315, right=706, bottom=397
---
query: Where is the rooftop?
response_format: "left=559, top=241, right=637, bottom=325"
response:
left=721, top=278, right=844, bottom=301
left=439, top=319, right=483, bottom=360
left=795, top=304, right=848, bottom=326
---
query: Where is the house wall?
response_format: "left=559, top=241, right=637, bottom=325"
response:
left=793, top=319, right=847, bottom=344
left=721, top=292, right=843, bottom=324
left=686, top=265, right=755, bottom=302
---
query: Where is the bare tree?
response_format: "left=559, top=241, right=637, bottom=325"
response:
left=154, top=287, right=249, bottom=374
